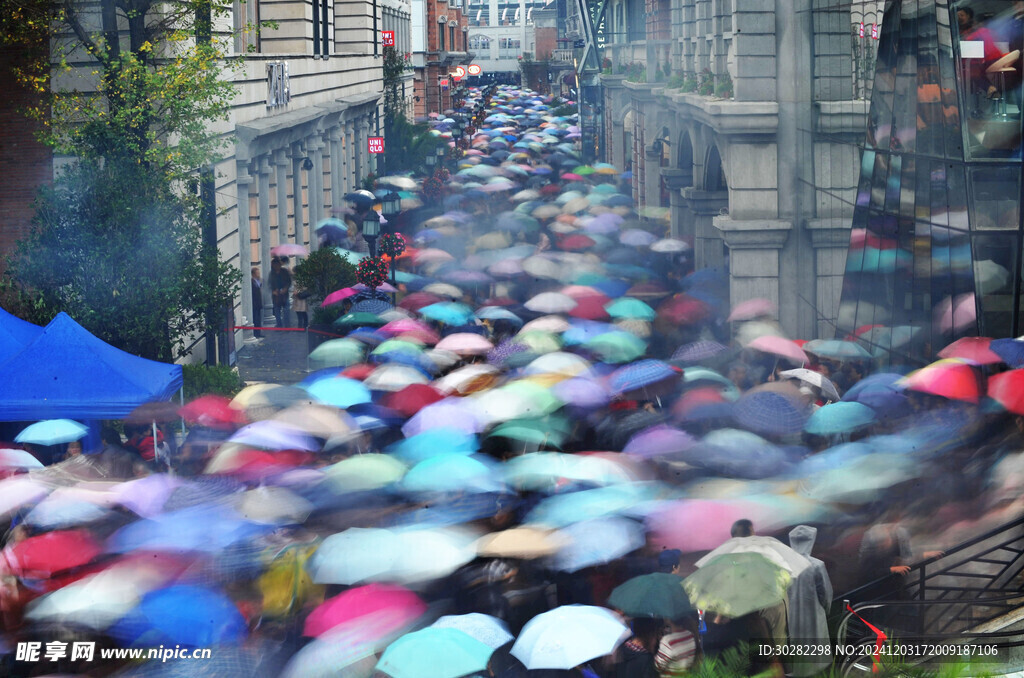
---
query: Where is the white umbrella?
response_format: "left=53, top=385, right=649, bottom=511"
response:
left=525, top=292, right=577, bottom=314
left=695, top=535, right=811, bottom=576
left=364, top=364, right=430, bottom=392
left=650, top=238, right=689, bottom=253
left=511, top=605, right=630, bottom=670
left=779, top=368, right=841, bottom=402
left=522, top=256, right=563, bottom=280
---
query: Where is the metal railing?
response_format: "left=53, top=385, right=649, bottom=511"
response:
left=552, top=49, right=575, bottom=62
left=833, top=515, right=1024, bottom=672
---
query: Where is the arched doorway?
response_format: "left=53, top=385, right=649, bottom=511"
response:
left=705, top=145, right=727, bottom=193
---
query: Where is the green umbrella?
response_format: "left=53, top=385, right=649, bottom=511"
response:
left=572, top=165, right=597, bottom=175
left=584, top=332, right=647, bottom=363
left=371, top=339, right=424, bottom=357
left=608, top=573, right=694, bottom=619
left=376, top=627, right=495, bottom=678
left=605, top=297, right=656, bottom=321
left=308, top=338, right=365, bottom=367
left=501, top=380, right=563, bottom=415
left=489, top=415, right=571, bottom=447
left=324, top=454, right=408, bottom=492
left=334, top=312, right=385, bottom=328
left=515, top=331, right=562, bottom=355
left=682, top=552, right=791, bottom=618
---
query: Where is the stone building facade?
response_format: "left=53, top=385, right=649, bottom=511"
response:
left=411, top=0, right=472, bottom=117
left=600, top=0, right=883, bottom=341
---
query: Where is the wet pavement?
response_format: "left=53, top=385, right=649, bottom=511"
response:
left=235, top=328, right=313, bottom=385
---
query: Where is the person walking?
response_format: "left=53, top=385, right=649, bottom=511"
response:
left=269, top=257, right=292, bottom=328
left=250, top=267, right=263, bottom=337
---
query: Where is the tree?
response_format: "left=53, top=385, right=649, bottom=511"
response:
left=0, top=0, right=255, bottom=360
left=381, top=45, right=442, bottom=174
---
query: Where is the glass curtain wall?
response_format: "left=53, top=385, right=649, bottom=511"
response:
left=838, top=0, right=1024, bottom=367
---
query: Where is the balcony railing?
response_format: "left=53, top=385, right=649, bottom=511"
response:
left=552, top=49, right=574, bottom=62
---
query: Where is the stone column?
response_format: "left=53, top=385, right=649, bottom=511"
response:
left=682, top=188, right=728, bottom=270
left=661, top=168, right=693, bottom=240
left=307, top=135, right=325, bottom=246
left=644, top=147, right=662, bottom=214
left=714, top=216, right=792, bottom=328
left=290, top=143, right=304, bottom=248
left=329, top=126, right=343, bottom=216
left=345, top=121, right=358, bottom=191
left=236, top=162, right=256, bottom=342
left=257, top=156, right=276, bottom=327
left=807, top=218, right=852, bottom=339
left=355, top=117, right=370, bottom=185
left=274, top=149, right=291, bottom=246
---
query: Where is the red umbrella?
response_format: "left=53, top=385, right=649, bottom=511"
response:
left=657, top=295, right=710, bottom=325
left=561, top=173, right=585, bottom=181
left=341, top=363, right=376, bottom=381
left=898, top=359, right=980, bottom=403
left=303, top=583, right=427, bottom=637
left=322, top=287, right=358, bottom=307
left=384, top=384, right=445, bottom=417
left=483, top=297, right=518, bottom=307
left=559, top=234, right=596, bottom=251
left=747, top=336, right=809, bottom=366
left=937, top=337, right=1001, bottom=365
left=988, top=370, right=1024, bottom=414
left=671, top=387, right=728, bottom=422
left=398, top=292, right=443, bottom=312
left=568, top=296, right=611, bottom=320
left=539, top=184, right=562, bottom=196
left=3, top=530, right=102, bottom=578
left=178, top=395, right=245, bottom=429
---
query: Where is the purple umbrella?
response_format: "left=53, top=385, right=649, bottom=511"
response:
left=608, top=360, right=680, bottom=396
left=228, top=421, right=320, bottom=451
left=732, top=392, right=810, bottom=436
left=622, top=425, right=696, bottom=459
left=401, top=399, right=481, bottom=437
left=552, top=376, right=613, bottom=409
left=620, top=230, right=658, bottom=247
left=489, top=259, right=525, bottom=277
left=487, top=340, right=531, bottom=367
left=671, top=341, right=728, bottom=364
left=582, top=213, right=624, bottom=235
left=113, top=475, right=183, bottom=518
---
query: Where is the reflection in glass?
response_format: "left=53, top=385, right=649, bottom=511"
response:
left=839, top=0, right=1024, bottom=367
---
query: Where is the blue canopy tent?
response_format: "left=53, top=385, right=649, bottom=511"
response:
left=0, top=306, right=43, bottom=364
left=0, top=312, right=183, bottom=421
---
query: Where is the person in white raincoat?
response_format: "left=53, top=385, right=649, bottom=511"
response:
left=787, top=525, right=833, bottom=676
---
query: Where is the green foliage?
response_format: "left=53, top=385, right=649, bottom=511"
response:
left=681, top=73, right=699, bottom=92
left=667, top=72, right=686, bottom=89
left=292, top=248, right=358, bottom=309
left=697, top=68, right=715, bottom=96
left=6, top=160, right=238, bottom=361
left=715, top=71, right=734, bottom=98
left=552, top=104, right=577, bottom=117
left=381, top=45, right=440, bottom=174
left=182, top=363, right=245, bottom=400
left=623, top=62, right=646, bottom=82
left=311, top=303, right=349, bottom=328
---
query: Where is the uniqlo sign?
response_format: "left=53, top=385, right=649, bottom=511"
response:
left=382, top=31, right=395, bottom=47
left=440, top=78, right=450, bottom=90
left=368, top=137, right=385, bottom=154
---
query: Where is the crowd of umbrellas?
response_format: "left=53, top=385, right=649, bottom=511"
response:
left=1, top=85, right=1024, bottom=677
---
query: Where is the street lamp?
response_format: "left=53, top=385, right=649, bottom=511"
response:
left=380, top=191, right=401, bottom=220
left=436, top=144, right=447, bottom=168
left=425, top=152, right=436, bottom=168
left=362, top=211, right=381, bottom=261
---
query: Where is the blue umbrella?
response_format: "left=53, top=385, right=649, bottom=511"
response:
left=990, top=338, right=1024, bottom=368
left=550, top=517, right=646, bottom=572
left=304, top=377, right=372, bottom=408
left=109, top=585, right=247, bottom=647
left=732, top=391, right=809, bottom=436
left=229, top=420, right=320, bottom=451
left=108, top=504, right=271, bottom=553
left=804, top=401, right=876, bottom=435
left=562, top=320, right=617, bottom=346
left=689, top=429, right=793, bottom=479
left=841, top=372, right=910, bottom=417
left=608, top=359, right=678, bottom=395
left=475, top=306, right=524, bottom=325
left=526, top=484, right=657, bottom=528
left=791, top=441, right=873, bottom=476
left=431, top=613, right=514, bottom=649
left=671, top=341, right=729, bottom=364
left=16, top=419, right=88, bottom=445
left=376, top=628, right=495, bottom=678
left=383, top=492, right=518, bottom=528
left=402, top=454, right=505, bottom=494
left=387, top=428, right=479, bottom=463
left=418, top=302, right=474, bottom=325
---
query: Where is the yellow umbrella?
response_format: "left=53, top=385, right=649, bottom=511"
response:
left=476, top=527, right=567, bottom=559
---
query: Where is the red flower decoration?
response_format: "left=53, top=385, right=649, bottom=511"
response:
left=356, top=256, right=390, bottom=289
left=380, top=232, right=407, bottom=259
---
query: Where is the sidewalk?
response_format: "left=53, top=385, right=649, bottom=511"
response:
left=235, top=328, right=314, bottom=385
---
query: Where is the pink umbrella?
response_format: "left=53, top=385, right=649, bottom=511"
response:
left=747, top=335, right=809, bottom=365
left=355, top=282, right=398, bottom=294
left=322, top=287, right=358, bottom=307
left=271, top=243, right=309, bottom=257
left=379, top=318, right=435, bottom=338
left=489, top=259, right=525, bottom=277
left=727, top=298, right=777, bottom=322
left=303, top=584, right=427, bottom=637
left=646, top=499, right=768, bottom=552
left=561, top=173, right=585, bottom=182
left=897, top=358, right=981, bottom=403
left=937, top=337, right=1001, bottom=364
left=112, top=474, right=183, bottom=518
left=934, top=293, right=976, bottom=334
left=435, top=333, right=495, bottom=356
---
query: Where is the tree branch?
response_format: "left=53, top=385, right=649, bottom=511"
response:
left=60, top=0, right=108, bottom=64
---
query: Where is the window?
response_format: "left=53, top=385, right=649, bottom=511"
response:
left=312, top=0, right=330, bottom=56
left=233, top=0, right=261, bottom=53
left=469, top=34, right=490, bottom=51
left=450, top=24, right=456, bottom=50
left=439, top=18, right=446, bottom=50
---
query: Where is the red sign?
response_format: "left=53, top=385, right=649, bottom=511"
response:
left=453, top=66, right=466, bottom=80
left=467, top=64, right=482, bottom=75
left=871, top=23, right=879, bottom=40
left=382, top=31, right=395, bottom=47
left=439, top=78, right=449, bottom=90
left=858, top=22, right=864, bottom=38
left=368, top=137, right=385, bottom=154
